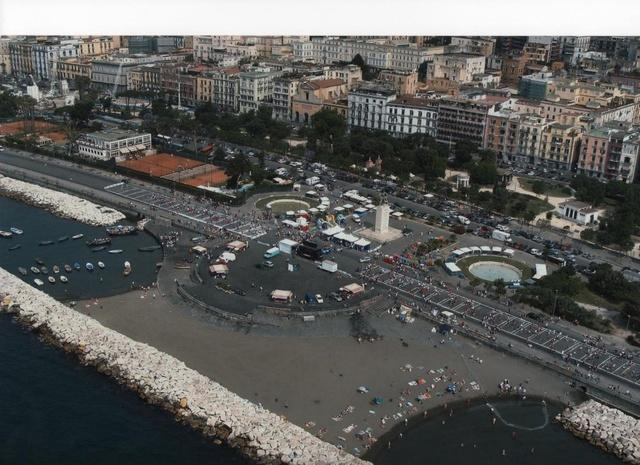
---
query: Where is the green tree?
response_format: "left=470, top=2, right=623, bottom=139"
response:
left=532, top=180, right=547, bottom=195
left=453, top=139, right=476, bottom=166
left=311, top=108, right=346, bottom=142
left=494, top=278, right=506, bottom=296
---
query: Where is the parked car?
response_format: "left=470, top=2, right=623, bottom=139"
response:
left=315, top=294, right=324, bottom=304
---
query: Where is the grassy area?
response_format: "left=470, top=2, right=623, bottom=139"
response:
left=574, top=287, right=622, bottom=311
left=519, top=179, right=573, bottom=197
left=254, top=194, right=319, bottom=214
left=456, top=255, right=533, bottom=282
left=505, top=192, right=554, bottom=216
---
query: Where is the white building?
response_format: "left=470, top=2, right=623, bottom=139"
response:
left=348, top=84, right=396, bottom=131
left=238, top=71, right=277, bottom=113
left=426, top=53, right=486, bottom=83
left=193, top=36, right=244, bottom=61
left=556, top=200, right=599, bottom=225
left=92, top=55, right=173, bottom=95
left=32, top=41, right=80, bottom=80
left=77, top=129, right=152, bottom=161
left=272, top=77, right=300, bottom=121
left=384, top=96, right=438, bottom=137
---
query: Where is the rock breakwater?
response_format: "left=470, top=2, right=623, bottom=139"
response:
left=556, top=400, right=640, bottom=464
left=0, top=267, right=367, bottom=465
left=0, top=174, right=124, bottom=226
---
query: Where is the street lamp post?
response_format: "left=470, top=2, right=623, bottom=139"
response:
left=552, top=289, right=559, bottom=318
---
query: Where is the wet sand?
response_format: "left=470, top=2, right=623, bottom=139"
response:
left=76, top=284, right=578, bottom=457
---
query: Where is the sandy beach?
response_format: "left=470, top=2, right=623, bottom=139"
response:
left=76, top=284, right=579, bottom=457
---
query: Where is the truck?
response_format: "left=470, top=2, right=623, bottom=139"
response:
left=457, top=215, right=470, bottom=225
left=491, top=229, right=512, bottom=242
left=263, top=247, right=281, bottom=259
left=306, top=176, right=320, bottom=186
left=318, top=260, right=338, bottom=273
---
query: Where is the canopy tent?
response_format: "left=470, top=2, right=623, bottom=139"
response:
left=209, top=263, right=229, bottom=275
left=342, top=203, right=354, bottom=209
left=226, top=240, right=247, bottom=252
left=191, top=245, right=207, bottom=254
left=270, top=289, right=293, bottom=302
left=340, top=283, right=365, bottom=296
left=391, top=211, right=404, bottom=218
left=135, top=144, right=146, bottom=150
left=470, top=246, right=482, bottom=254
left=459, top=247, right=472, bottom=255
left=444, top=262, right=462, bottom=275
left=219, top=251, right=236, bottom=262
left=533, top=264, right=548, bottom=280
left=480, top=246, right=492, bottom=253
left=354, top=238, right=371, bottom=249
left=333, top=206, right=345, bottom=213
left=491, top=246, right=503, bottom=253
left=322, top=225, right=344, bottom=237
left=119, top=147, right=130, bottom=154
left=281, top=219, right=299, bottom=228
left=503, top=248, right=515, bottom=256
left=452, top=249, right=465, bottom=257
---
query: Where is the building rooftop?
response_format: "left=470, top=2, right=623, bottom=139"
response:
left=559, top=200, right=593, bottom=210
left=305, top=78, right=344, bottom=90
left=388, top=95, right=438, bottom=108
left=88, top=128, right=145, bottom=142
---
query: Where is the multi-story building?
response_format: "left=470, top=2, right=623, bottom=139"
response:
left=77, top=128, right=151, bottom=161
left=57, top=57, right=92, bottom=83
left=347, top=84, right=396, bottom=131
left=238, top=70, right=277, bottom=113
left=78, top=37, right=118, bottom=57
left=9, top=41, right=35, bottom=77
left=32, top=40, right=79, bottom=80
left=0, top=38, right=12, bottom=74
left=384, top=96, right=438, bottom=137
left=577, top=125, right=640, bottom=182
left=291, top=78, right=347, bottom=124
left=128, top=64, right=162, bottom=94
left=538, top=122, right=583, bottom=172
left=559, top=36, right=591, bottom=66
left=436, top=97, right=493, bottom=147
left=91, top=55, right=173, bottom=95
left=272, top=77, right=300, bottom=121
left=514, top=114, right=552, bottom=165
left=378, top=69, right=418, bottom=96
left=292, top=38, right=443, bottom=71
left=323, top=64, right=362, bottom=89
left=500, top=54, right=528, bottom=86
left=518, top=72, right=553, bottom=100
left=426, top=53, right=485, bottom=83
left=449, top=37, right=496, bottom=56
left=160, top=64, right=196, bottom=107
left=484, top=106, right=521, bottom=163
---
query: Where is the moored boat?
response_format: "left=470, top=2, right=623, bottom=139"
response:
left=52, top=265, right=60, bottom=274
left=58, top=236, right=69, bottom=242
left=71, top=234, right=84, bottom=240
left=138, top=245, right=162, bottom=252
left=8, top=244, right=21, bottom=251
left=123, top=260, right=132, bottom=276
left=10, top=227, right=23, bottom=235
left=108, top=249, right=123, bottom=254
left=92, top=246, right=107, bottom=252
left=18, top=267, right=27, bottom=276
left=73, top=262, right=81, bottom=271
left=97, top=261, right=105, bottom=269
left=35, top=258, right=45, bottom=265
left=106, top=225, right=136, bottom=236
left=60, top=275, right=68, bottom=283
left=0, top=230, right=12, bottom=238
left=48, top=276, right=56, bottom=284
left=30, top=266, right=40, bottom=274
left=40, top=266, right=48, bottom=274
left=39, top=240, right=54, bottom=246
left=86, top=237, right=111, bottom=246
left=86, top=262, right=94, bottom=271
left=34, top=278, right=44, bottom=287
left=64, top=264, right=72, bottom=273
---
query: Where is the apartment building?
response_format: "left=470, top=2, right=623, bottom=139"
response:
left=292, top=78, right=347, bottom=124
left=518, top=72, right=553, bottom=100
left=538, top=123, right=583, bottom=172
left=347, top=84, right=396, bottom=131
left=436, top=97, right=493, bottom=147
left=384, top=96, right=438, bottom=137
left=9, top=41, right=35, bottom=76
left=559, top=36, right=591, bottom=65
left=238, top=70, right=277, bottom=113
left=323, top=64, right=362, bottom=89
left=0, top=38, right=12, bottom=74
left=449, top=37, right=496, bottom=56
left=484, top=106, right=521, bottom=163
left=91, top=55, right=173, bottom=95
left=57, top=58, right=92, bottom=82
left=78, top=37, right=118, bottom=57
left=32, top=41, right=80, bottom=80
left=193, top=36, right=244, bottom=61
left=195, top=68, right=241, bottom=112
left=426, top=54, right=485, bottom=83
left=378, top=69, right=418, bottom=96
left=272, top=77, right=300, bottom=121
left=577, top=126, right=640, bottom=182
left=514, top=115, right=552, bottom=166
left=127, top=64, right=162, bottom=94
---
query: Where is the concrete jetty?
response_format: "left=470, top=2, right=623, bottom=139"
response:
left=0, top=267, right=368, bottom=465
left=0, top=174, right=125, bottom=226
left=556, top=400, right=640, bottom=464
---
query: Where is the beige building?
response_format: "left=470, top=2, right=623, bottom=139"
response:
left=323, top=64, right=362, bottom=89
left=292, top=78, right=347, bottom=124
left=78, top=37, right=118, bottom=57
left=0, top=38, right=11, bottom=74
left=238, top=70, right=276, bottom=113
left=57, top=58, right=92, bottom=82
left=195, top=67, right=241, bottom=112
left=539, top=123, right=583, bottom=171
left=272, top=77, right=300, bottom=121
left=378, top=69, right=418, bottom=96
left=426, top=54, right=485, bottom=83
left=449, top=37, right=496, bottom=56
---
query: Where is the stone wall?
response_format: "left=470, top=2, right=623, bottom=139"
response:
left=0, top=174, right=125, bottom=226
left=556, top=400, right=640, bottom=464
left=0, top=268, right=369, bottom=465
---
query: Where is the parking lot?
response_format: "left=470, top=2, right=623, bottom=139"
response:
left=360, top=263, right=640, bottom=391
left=105, top=182, right=269, bottom=239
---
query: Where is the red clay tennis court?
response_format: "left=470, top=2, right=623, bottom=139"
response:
left=118, top=153, right=204, bottom=177
left=180, top=166, right=229, bottom=187
left=0, top=120, right=57, bottom=136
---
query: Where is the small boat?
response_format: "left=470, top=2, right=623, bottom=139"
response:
left=18, top=267, right=27, bottom=276
left=86, top=262, right=94, bottom=272
left=86, top=237, right=111, bottom=246
left=40, top=266, right=48, bottom=274
left=73, top=262, right=81, bottom=271
left=92, top=246, right=107, bottom=252
left=52, top=265, right=60, bottom=274
left=106, top=225, right=137, bottom=236
left=39, top=240, right=54, bottom=246
left=58, top=236, right=69, bottom=242
left=123, top=260, right=132, bottom=276
left=97, top=261, right=105, bottom=269
left=10, top=227, right=23, bottom=235
left=48, top=276, right=56, bottom=284
left=72, top=234, right=84, bottom=240
left=108, top=249, right=123, bottom=254
left=34, top=278, right=44, bottom=287
left=60, top=275, right=68, bottom=283
left=0, top=230, right=12, bottom=238
left=8, top=244, right=21, bottom=251
left=30, top=266, right=40, bottom=274
left=138, top=245, right=162, bottom=252
left=64, top=264, right=72, bottom=273
left=35, top=258, right=45, bottom=266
